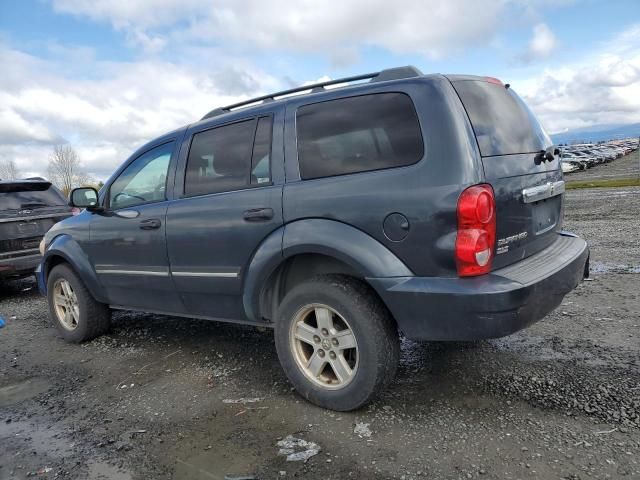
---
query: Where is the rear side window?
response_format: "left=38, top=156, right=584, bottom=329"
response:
left=0, top=182, right=66, bottom=211
left=251, top=116, right=273, bottom=185
left=185, top=116, right=273, bottom=196
left=453, top=80, right=551, bottom=157
left=296, top=93, right=424, bottom=179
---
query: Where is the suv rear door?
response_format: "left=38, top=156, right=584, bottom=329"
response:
left=166, top=105, right=284, bottom=320
left=450, top=77, right=563, bottom=269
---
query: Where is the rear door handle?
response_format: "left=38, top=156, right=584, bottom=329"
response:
left=243, top=208, right=274, bottom=221
left=139, top=218, right=162, bottom=230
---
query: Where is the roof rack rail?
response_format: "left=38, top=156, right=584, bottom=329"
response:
left=201, top=65, right=423, bottom=120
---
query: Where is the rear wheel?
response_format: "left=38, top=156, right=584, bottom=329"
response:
left=275, top=275, right=399, bottom=411
left=47, top=264, right=110, bottom=343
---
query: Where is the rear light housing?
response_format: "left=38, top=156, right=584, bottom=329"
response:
left=484, top=76, right=503, bottom=86
left=455, top=184, right=496, bottom=277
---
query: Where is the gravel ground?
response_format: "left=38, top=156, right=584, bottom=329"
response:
left=566, top=150, right=640, bottom=182
left=1, top=187, right=639, bottom=480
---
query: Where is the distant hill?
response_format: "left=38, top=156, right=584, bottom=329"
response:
left=551, top=123, right=640, bottom=145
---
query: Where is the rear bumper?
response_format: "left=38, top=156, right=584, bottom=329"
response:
left=368, top=232, right=589, bottom=341
left=0, top=252, right=41, bottom=278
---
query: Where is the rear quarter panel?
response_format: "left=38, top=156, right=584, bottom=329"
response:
left=283, top=76, right=483, bottom=277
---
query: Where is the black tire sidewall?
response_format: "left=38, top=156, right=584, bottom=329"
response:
left=47, top=264, right=95, bottom=343
left=275, top=276, right=398, bottom=411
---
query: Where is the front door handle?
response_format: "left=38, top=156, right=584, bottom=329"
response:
left=243, top=208, right=274, bottom=221
left=139, top=218, right=162, bottom=230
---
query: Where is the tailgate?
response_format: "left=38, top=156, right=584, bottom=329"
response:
left=0, top=213, right=70, bottom=255
left=450, top=77, right=563, bottom=269
left=0, top=181, right=71, bottom=256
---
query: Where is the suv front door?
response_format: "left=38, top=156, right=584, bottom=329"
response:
left=87, top=139, right=184, bottom=312
left=166, top=107, right=284, bottom=320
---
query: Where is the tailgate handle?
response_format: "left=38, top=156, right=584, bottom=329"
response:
left=522, top=181, right=565, bottom=204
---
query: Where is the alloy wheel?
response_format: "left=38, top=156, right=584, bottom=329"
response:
left=289, top=304, right=359, bottom=390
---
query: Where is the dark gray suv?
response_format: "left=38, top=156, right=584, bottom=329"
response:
left=37, top=67, right=589, bottom=411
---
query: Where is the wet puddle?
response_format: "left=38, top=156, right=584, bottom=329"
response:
left=0, top=377, right=50, bottom=407
left=2, top=419, right=74, bottom=458
left=590, top=262, right=640, bottom=274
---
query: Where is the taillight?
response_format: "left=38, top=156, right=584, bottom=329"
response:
left=484, top=76, right=503, bottom=86
left=455, top=184, right=496, bottom=277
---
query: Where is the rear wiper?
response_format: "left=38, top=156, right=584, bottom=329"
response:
left=534, top=145, right=560, bottom=164
left=20, top=202, right=49, bottom=209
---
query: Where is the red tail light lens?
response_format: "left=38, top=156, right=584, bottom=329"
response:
left=455, top=184, right=496, bottom=277
left=484, top=76, right=503, bottom=86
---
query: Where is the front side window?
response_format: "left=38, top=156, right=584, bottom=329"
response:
left=296, top=93, right=424, bottom=180
left=109, top=142, right=173, bottom=209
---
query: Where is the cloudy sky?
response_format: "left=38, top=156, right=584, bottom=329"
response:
left=1, top=0, right=639, bottom=180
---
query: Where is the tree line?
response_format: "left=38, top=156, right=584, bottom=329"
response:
left=0, top=145, right=102, bottom=195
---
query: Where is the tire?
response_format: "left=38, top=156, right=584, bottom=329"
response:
left=47, top=264, right=111, bottom=343
left=274, top=274, right=399, bottom=411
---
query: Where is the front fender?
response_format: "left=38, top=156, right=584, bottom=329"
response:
left=42, top=234, right=107, bottom=303
left=242, top=219, right=413, bottom=321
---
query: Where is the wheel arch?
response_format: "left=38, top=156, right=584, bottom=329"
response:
left=42, top=235, right=108, bottom=304
left=242, top=219, right=413, bottom=322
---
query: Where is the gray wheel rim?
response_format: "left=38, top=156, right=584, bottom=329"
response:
left=289, top=303, right=359, bottom=390
left=53, top=279, right=80, bottom=331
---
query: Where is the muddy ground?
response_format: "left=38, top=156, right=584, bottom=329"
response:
left=1, top=183, right=639, bottom=479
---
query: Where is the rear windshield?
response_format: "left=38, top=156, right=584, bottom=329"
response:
left=0, top=182, right=66, bottom=211
left=453, top=80, right=551, bottom=157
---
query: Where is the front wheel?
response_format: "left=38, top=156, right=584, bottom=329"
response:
left=47, top=264, right=111, bottom=343
left=274, top=275, right=399, bottom=411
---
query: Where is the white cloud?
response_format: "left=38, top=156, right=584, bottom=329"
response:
left=517, top=24, right=640, bottom=132
left=50, top=0, right=523, bottom=59
left=520, top=23, right=557, bottom=63
left=0, top=44, right=280, bottom=179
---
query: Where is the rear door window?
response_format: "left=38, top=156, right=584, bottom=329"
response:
left=250, top=116, right=273, bottom=185
left=452, top=80, right=551, bottom=157
left=0, top=182, right=66, bottom=211
left=185, top=116, right=273, bottom=196
left=296, top=93, right=424, bottom=179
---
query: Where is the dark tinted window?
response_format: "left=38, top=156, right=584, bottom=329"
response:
left=251, top=116, right=273, bottom=185
left=453, top=80, right=551, bottom=157
left=185, top=120, right=256, bottom=196
left=296, top=93, right=424, bottom=179
left=0, top=182, right=66, bottom=211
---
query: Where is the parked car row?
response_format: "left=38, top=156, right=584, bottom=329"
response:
left=560, top=138, right=638, bottom=174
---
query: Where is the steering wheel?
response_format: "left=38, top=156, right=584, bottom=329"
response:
left=113, top=192, right=146, bottom=203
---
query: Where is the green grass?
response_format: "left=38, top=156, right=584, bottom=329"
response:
left=565, top=177, right=640, bottom=189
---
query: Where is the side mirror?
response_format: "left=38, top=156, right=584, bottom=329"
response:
left=69, top=187, right=99, bottom=210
